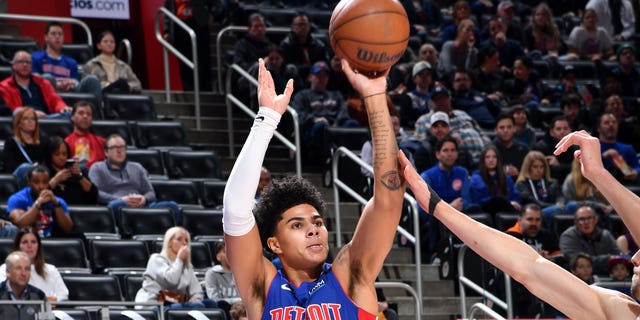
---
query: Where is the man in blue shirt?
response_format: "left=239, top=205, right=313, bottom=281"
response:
left=598, top=112, right=640, bottom=183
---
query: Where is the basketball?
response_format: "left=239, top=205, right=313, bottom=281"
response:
left=329, top=0, right=410, bottom=77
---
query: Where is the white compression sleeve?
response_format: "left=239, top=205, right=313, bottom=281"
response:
left=223, top=107, right=281, bottom=236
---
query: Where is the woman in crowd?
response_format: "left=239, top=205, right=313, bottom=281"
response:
left=516, top=151, right=564, bottom=230
left=522, top=3, right=563, bottom=58
left=562, top=159, right=613, bottom=216
left=0, top=227, right=68, bottom=300
left=135, top=227, right=216, bottom=310
left=44, top=136, right=98, bottom=205
left=503, top=56, right=546, bottom=112
left=566, top=9, right=614, bottom=61
left=3, top=107, right=47, bottom=188
left=464, top=145, right=521, bottom=214
left=439, top=19, right=478, bottom=75
left=83, top=30, right=142, bottom=93
left=509, top=105, right=536, bottom=147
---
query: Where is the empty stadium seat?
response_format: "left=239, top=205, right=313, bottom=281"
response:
left=42, top=238, right=91, bottom=273
left=133, top=121, right=187, bottom=149
left=164, top=151, right=221, bottom=180
left=89, top=239, right=149, bottom=274
left=165, top=309, right=226, bottom=320
left=39, top=118, right=73, bottom=139
left=0, top=117, right=12, bottom=141
left=192, top=235, right=224, bottom=262
left=532, top=60, right=552, bottom=79
left=181, top=209, right=224, bottom=237
left=68, top=206, right=119, bottom=240
left=119, top=207, right=176, bottom=239
left=557, top=60, right=598, bottom=79
left=0, top=65, right=12, bottom=80
left=608, top=214, right=626, bottom=238
left=151, top=180, right=202, bottom=208
left=90, top=120, right=134, bottom=146
left=110, top=309, right=158, bottom=320
left=199, top=179, right=226, bottom=208
left=495, top=212, right=519, bottom=231
left=63, top=274, right=123, bottom=301
left=0, top=174, right=18, bottom=203
left=53, top=309, right=91, bottom=320
left=104, top=94, right=157, bottom=121
left=553, top=214, right=575, bottom=237
left=58, top=92, right=103, bottom=119
left=0, top=40, right=39, bottom=64
left=0, top=238, right=13, bottom=262
left=126, top=149, right=167, bottom=179
left=327, top=127, right=371, bottom=151
left=123, top=275, right=144, bottom=301
left=468, top=213, right=494, bottom=228
left=61, top=43, right=93, bottom=65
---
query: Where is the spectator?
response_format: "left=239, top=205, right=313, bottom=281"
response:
left=616, top=231, right=638, bottom=255
left=31, top=22, right=102, bottom=102
left=376, top=287, right=399, bottom=320
left=464, top=145, right=521, bottom=214
left=597, top=113, right=640, bottom=183
left=440, top=1, right=480, bottom=43
left=516, top=151, right=564, bottom=230
left=2, top=107, right=48, bottom=188
left=232, top=13, right=273, bottom=71
left=256, top=167, right=272, bottom=200
left=586, top=0, right=635, bottom=41
left=163, top=0, right=216, bottom=91
left=565, top=9, right=614, bottom=61
left=402, top=61, right=433, bottom=128
left=135, top=227, right=217, bottom=310
left=533, top=115, right=576, bottom=181
left=611, top=43, right=640, bottom=98
left=522, top=3, right=563, bottom=58
left=0, top=251, right=45, bottom=319
left=7, top=165, right=73, bottom=238
left=400, top=0, right=443, bottom=37
left=44, top=136, right=98, bottom=206
left=546, top=65, right=595, bottom=112
left=417, top=43, right=441, bottom=82
left=471, top=45, right=506, bottom=102
left=89, top=134, right=180, bottom=222
left=508, top=104, right=536, bottom=148
left=479, top=16, right=525, bottom=72
left=205, top=242, right=240, bottom=315
left=492, top=113, right=529, bottom=179
left=65, top=101, right=105, bottom=168
left=607, top=255, right=632, bottom=295
left=326, top=53, right=353, bottom=99
left=602, top=95, right=640, bottom=150
left=83, top=30, right=142, bottom=94
left=438, top=19, right=478, bottom=74
left=279, top=13, right=329, bottom=79
left=503, top=56, right=546, bottom=110
left=0, top=51, right=70, bottom=118
left=347, top=93, right=399, bottom=127
left=495, top=1, right=523, bottom=43
left=291, top=61, right=358, bottom=164
left=559, top=205, right=619, bottom=275
left=562, top=159, right=613, bottom=216
left=561, top=93, right=588, bottom=131
left=415, top=85, right=489, bottom=163
left=570, top=252, right=598, bottom=284
left=229, top=301, right=247, bottom=320
left=450, top=69, right=501, bottom=129
left=0, top=227, right=68, bottom=301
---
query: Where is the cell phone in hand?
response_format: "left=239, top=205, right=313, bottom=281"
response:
left=65, top=159, right=75, bottom=168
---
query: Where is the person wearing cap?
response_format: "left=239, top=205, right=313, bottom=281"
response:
left=415, top=84, right=489, bottom=164
left=495, top=1, right=524, bottom=43
left=492, top=113, right=529, bottom=179
left=608, top=255, right=632, bottom=286
left=291, top=60, right=358, bottom=165
left=566, top=9, right=614, bottom=61
left=402, top=61, right=433, bottom=129
left=612, top=43, right=640, bottom=97
left=450, top=69, right=501, bottom=129
left=586, top=0, right=635, bottom=41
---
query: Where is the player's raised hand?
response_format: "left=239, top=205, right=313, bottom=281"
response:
left=257, top=58, right=294, bottom=115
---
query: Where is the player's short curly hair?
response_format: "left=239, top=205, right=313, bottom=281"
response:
left=254, top=176, right=325, bottom=252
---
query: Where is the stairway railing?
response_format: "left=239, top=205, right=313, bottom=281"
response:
left=0, top=13, right=92, bottom=45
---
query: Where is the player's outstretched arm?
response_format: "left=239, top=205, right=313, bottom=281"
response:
left=398, top=151, right=638, bottom=319
left=555, top=131, right=640, bottom=244
left=223, top=59, right=293, bottom=313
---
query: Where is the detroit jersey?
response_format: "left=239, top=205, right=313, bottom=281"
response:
left=262, top=263, right=376, bottom=320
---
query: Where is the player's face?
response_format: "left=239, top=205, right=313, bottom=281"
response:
left=269, top=204, right=329, bottom=268
left=519, top=209, right=541, bottom=237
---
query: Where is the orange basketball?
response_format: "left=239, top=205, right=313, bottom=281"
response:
left=329, top=0, right=410, bottom=77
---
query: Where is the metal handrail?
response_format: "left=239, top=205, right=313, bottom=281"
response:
left=331, top=146, right=422, bottom=315
left=375, top=281, right=421, bottom=320
left=0, top=299, right=163, bottom=320
left=154, top=7, right=202, bottom=130
left=593, top=280, right=632, bottom=288
left=467, top=302, right=507, bottom=320
left=215, top=25, right=290, bottom=93
left=0, top=13, right=92, bottom=46
left=457, top=244, right=513, bottom=318
left=117, top=38, right=132, bottom=66
left=225, top=63, right=302, bottom=177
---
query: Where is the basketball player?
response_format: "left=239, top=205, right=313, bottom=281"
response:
left=222, top=58, right=404, bottom=319
left=399, top=130, right=640, bottom=319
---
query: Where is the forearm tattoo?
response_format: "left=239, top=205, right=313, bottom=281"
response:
left=381, top=171, right=402, bottom=190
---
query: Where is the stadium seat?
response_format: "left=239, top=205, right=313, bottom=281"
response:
left=110, top=309, right=158, bottom=320
left=468, top=213, right=494, bottom=228
left=0, top=238, right=14, bottom=262
left=126, top=149, right=167, bottom=179
left=0, top=40, right=39, bottom=64
left=123, top=275, right=144, bottom=301
left=0, top=66, right=12, bottom=79
left=327, top=126, right=371, bottom=151
left=164, top=151, right=221, bottom=180
left=89, top=239, right=149, bottom=274
left=119, top=207, right=176, bottom=239
left=553, top=214, right=575, bottom=237
left=42, top=238, right=91, bottom=273
left=61, top=43, right=93, bottom=65
left=151, top=179, right=202, bottom=208
left=557, top=60, right=598, bottom=80
left=199, top=179, right=226, bottom=208
left=53, top=309, right=91, bottom=320
left=104, top=94, right=157, bottom=121
left=132, top=121, right=187, bottom=149
left=68, top=206, right=119, bottom=240
left=39, top=118, right=73, bottom=138
left=165, top=309, right=226, bottom=320
left=63, top=274, right=123, bottom=301
left=192, top=235, right=224, bottom=262
left=495, top=212, right=519, bottom=231
left=0, top=174, right=18, bottom=203
left=608, top=214, right=626, bottom=238
left=90, top=120, right=134, bottom=146
left=180, top=209, right=224, bottom=237
left=58, top=92, right=103, bottom=119
left=0, top=117, right=12, bottom=141
left=151, top=240, right=212, bottom=271
left=532, top=60, right=551, bottom=79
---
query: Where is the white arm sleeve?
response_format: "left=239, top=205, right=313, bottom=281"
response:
left=223, top=107, right=281, bottom=236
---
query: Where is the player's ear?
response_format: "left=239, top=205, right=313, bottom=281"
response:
left=267, top=236, right=282, bottom=254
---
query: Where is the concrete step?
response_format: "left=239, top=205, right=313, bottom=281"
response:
left=394, top=296, right=483, bottom=318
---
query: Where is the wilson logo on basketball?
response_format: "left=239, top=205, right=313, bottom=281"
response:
left=355, top=48, right=404, bottom=64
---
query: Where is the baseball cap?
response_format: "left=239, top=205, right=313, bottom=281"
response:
left=412, top=61, right=432, bottom=77
left=431, top=85, right=450, bottom=99
left=561, top=64, right=576, bottom=77
left=616, top=43, right=636, bottom=57
left=310, top=61, right=330, bottom=74
left=498, top=0, right=514, bottom=12
left=430, top=111, right=450, bottom=126
left=608, top=255, right=632, bottom=271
